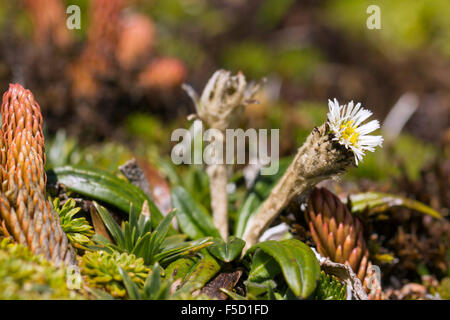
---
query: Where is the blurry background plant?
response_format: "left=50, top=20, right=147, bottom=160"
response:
left=0, top=0, right=448, bottom=300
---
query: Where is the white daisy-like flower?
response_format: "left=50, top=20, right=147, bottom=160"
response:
left=327, top=98, right=383, bottom=165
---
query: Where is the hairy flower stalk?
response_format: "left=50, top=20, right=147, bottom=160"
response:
left=243, top=99, right=383, bottom=250
left=184, top=70, right=260, bottom=239
left=306, top=187, right=382, bottom=298
left=0, top=84, right=76, bottom=266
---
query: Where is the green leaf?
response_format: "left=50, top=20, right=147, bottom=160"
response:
left=171, top=186, right=220, bottom=239
left=164, top=257, right=198, bottom=281
left=220, top=288, right=248, bottom=300
left=131, top=232, right=152, bottom=261
left=248, top=250, right=281, bottom=283
left=48, top=166, right=166, bottom=229
left=180, top=250, right=221, bottom=292
left=207, top=236, right=245, bottom=263
left=154, top=237, right=213, bottom=265
left=245, top=279, right=277, bottom=298
left=147, top=264, right=162, bottom=298
left=235, top=194, right=260, bottom=238
left=161, top=234, right=188, bottom=249
left=148, top=210, right=176, bottom=264
left=347, top=192, right=442, bottom=219
left=118, top=267, right=140, bottom=300
left=247, top=239, right=320, bottom=298
left=93, top=202, right=125, bottom=248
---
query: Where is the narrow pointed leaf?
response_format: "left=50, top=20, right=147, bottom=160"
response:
left=220, top=288, right=248, bottom=300
left=93, top=202, right=125, bottom=248
left=154, top=237, right=214, bottom=265
left=346, top=192, right=442, bottom=219
left=119, top=267, right=141, bottom=300
left=171, top=186, right=220, bottom=239
left=148, top=264, right=162, bottom=297
left=148, top=210, right=176, bottom=263
left=235, top=194, right=260, bottom=238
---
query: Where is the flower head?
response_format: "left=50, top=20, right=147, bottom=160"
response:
left=183, top=70, right=260, bottom=131
left=327, top=98, right=383, bottom=165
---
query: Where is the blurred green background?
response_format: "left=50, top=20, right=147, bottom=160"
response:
left=0, top=0, right=448, bottom=185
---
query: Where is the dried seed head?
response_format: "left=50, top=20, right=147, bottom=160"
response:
left=183, top=70, right=261, bottom=131
left=0, top=83, right=75, bottom=266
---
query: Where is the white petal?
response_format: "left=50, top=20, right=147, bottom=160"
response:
left=353, top=109, right=372, bottom=127
left=356, top=120, right=380, bottom=135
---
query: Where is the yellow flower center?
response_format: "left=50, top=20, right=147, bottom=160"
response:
left=340, top=120, right=359, bottom=145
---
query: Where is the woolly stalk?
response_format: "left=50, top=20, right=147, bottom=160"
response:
left=243, top=99, right=383, bottom=251
left=243, top=123, right=355, bottom=250
left=184, top=70, right=260, bottom=240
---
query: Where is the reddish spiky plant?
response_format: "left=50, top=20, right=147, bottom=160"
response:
left=71, top=0, right=124, bottom=97
left=305, top=187, right=382, bottom=298
left=138, top=58, right=187, bottom=91
left=0, top=83, right=75, bottom=266
left=117, top=12, right=156, bottom=70
left=24, top=0, right=72, bottom=48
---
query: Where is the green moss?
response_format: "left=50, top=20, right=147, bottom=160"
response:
left=438, top=277, right=450, bottom=300
left=0, top=238, right=81, bottom=299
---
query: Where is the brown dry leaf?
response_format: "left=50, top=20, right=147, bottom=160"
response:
left=200, top=270, right=243, bottom=300
left=89, top=204, right=113, bottom=242
left=137, top=158, right=172, bottom=214
left=141, top=200, right=150, bottom=219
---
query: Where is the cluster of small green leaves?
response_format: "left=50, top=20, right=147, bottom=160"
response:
left=92, top=202, right=213, bottom=267
left=80, top=250, right=150, bottom=298
left=53, top=198, right=95, bottom=250
left=314, top=271, right=347, bottom=300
